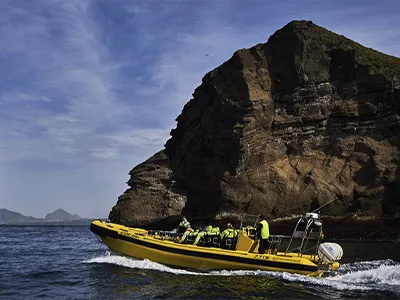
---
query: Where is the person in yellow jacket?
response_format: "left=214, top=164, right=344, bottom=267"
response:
left=220, top=223, right=238, bottom=240
left=193, top=225, right=220, bottom=245
left=257, top=215, right=270, bottom=254
left=179, top=227, right=197, bottom=243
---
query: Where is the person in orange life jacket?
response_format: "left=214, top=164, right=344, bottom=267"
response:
left=257, top=215, right=270, bottom=254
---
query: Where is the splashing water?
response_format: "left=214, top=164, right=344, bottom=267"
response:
left=84, top=252, right=202, bottom=276
left=328, top=260, right=400, bottom=286
left=84, top=253, right=400, bottom=293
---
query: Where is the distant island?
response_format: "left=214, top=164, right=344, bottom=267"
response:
left=0, top=208, right=104, bottom=225
left=45, top=208, right=82, bottom=221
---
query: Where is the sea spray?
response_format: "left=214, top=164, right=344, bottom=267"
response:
left=84, top=252, right=202, bottom=276
left=83, top=253, right=400, bottom=293
left=328, top=262, right=400, bottom=286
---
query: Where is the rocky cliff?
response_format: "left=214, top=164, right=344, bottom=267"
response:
left=109, top=21, right=400, bottom=229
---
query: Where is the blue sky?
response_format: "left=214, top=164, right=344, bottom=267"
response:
left=1, top=0, right=399, bottom=218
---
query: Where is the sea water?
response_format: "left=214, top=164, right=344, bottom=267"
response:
left=1, top=226, right=399, bottom=299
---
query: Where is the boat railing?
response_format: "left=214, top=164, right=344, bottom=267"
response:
left=147, top=228, right=241, bottom=250
left=148, top=229, right=182, bottom=241
left=267, top=235, right=283, bottom=253
left=147, top=227, right=319, bottom=256
left=285, top=213, right=323, bottom=257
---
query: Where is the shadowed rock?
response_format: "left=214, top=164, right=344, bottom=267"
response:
left=109, top=20, right=400, bottom=232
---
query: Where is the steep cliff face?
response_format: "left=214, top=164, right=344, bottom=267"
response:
left=109, top=21, right=400, bottom=227
left=109, top=151, right=187, bottom=226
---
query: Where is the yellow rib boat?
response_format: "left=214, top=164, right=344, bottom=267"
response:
left=90, top=213, right=342, bottom=277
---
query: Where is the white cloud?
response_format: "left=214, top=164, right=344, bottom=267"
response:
left=0, top=0, right=167, bottom=217
left=0, top=92, right=55, bottom=106
left=139, top=24, right=265, bottom=130
left=128, top=5, right=146, bottom=14
left=90, top=148, right=120, bottom=160
left=0, top=0, right=134, bottom=162
left=108, top=128, right=170, bottom=148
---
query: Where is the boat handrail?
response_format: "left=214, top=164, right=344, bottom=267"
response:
left=285, top=213, right=324, bottom=257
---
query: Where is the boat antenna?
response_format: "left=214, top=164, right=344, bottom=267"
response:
left=311, top=198, right=337, bottom=213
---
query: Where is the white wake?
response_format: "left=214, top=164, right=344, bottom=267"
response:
left=84, top=253, right=400, bottom=292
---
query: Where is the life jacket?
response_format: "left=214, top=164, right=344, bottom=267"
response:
left=180, top=221, right=190, bottom=228
left=221, top=228, right=238, bottom=239
left=189, top=229, right=200, bottom=236
left=178, top=221, right=191, bottom=233
left=206, top=226, right=220, bottom=235
left=259, top=220, right=270, bottom=239
left=211, top=227, right=220, bottom=234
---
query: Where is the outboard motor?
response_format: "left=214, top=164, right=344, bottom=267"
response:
left=318, top=242, right=343, bottom=262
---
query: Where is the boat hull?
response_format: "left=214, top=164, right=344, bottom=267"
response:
left=90, top=220, right=325, bottom=276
